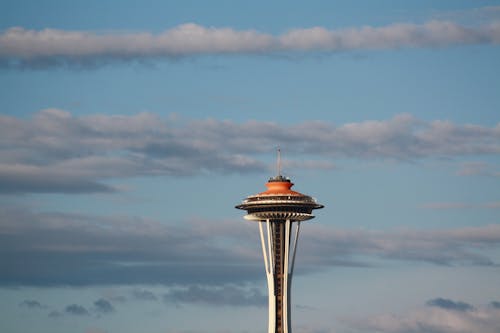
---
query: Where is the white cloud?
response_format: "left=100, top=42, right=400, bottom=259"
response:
left=1, top=19, right=500, bottom=68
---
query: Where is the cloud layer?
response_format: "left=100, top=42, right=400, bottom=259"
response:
left=163, top=285, right=266, bottom=307
left=1, top=205, right=499, bottom=287
left=343, top=298, right=500, bottom=333
left=1, top=110, right=499, bottom=194
left=1, top=20, right=500, bottom=68
left=0, top=206, right=261, bottom=286
left=299, top=223, right=500, bottom=267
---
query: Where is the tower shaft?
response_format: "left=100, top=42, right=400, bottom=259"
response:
left=259, top=219, right=300, bottom=333
left=236, top=176, right=323, bottom=333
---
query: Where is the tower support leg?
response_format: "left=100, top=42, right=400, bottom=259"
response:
left=259, top=220, right=275, bottom=333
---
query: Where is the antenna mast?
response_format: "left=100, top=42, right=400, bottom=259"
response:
left=277, top=147, right=281, bottom=177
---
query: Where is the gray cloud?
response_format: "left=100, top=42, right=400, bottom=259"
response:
left=0, top=206, right=261, bottom=286
left=163, top=285, right=266, bottom=307
left=48, top=310, right=62, bottom=318
left=1, top=110, right=499, bottom=194
left=1, top=19, right=500, bottom=69
left=426, top=298, right=475, bottom=312
left=65, top=304, right=89, bottom=316
left=491, top=301, right=500, bottom=309
left=51, top=299, right=115, bottom=318
left=1, top=205, right=499, bottom=287
left=132, top=289, right=158, bottom=301
left=0, top=109, right=270, bottom=194
left=342, top=300, right=500, bottom=333
left=93, top=299, right=114, bottom=314
left=19, top=299, right=45, bottom=309
left=299, top=223, right=500, bottom=267
left=0, top=169, right=117, bottom=194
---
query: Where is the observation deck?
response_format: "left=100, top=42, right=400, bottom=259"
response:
left=235, top=175, right=324, bottom=222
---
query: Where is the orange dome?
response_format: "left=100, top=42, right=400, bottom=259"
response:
left=258, top=181, right=303, bottom=196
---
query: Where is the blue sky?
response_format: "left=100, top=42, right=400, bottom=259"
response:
left=0, top=1, right=499, bottom=333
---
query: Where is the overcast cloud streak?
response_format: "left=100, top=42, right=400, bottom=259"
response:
left=0, top=110, right=499, bottom=194
left=1, top=20, right=500, bottom=68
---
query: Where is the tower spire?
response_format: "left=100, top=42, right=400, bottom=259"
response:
left=277, top=147, right=281, bottom=177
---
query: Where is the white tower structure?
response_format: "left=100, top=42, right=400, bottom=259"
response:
left=235, top=155, right=323, bottom=333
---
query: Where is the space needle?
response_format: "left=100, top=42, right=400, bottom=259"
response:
left=236, top=150, right=324, bottom=333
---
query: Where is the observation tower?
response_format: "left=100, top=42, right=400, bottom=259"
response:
left=235, top=152, right=323, bottom=333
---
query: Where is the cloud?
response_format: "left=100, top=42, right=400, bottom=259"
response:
left=93, top=299, right=114, bottom=314
left=51, top=300, right=115, bottom=318
left=0, top=164, right=117, bottom=194
left=65, top=304, right=90, bottom=316
left=1, top=205, right=499, bottom=287
left=1, top=19, right=500, bottom=69
left=132, top=289, right=158, bottom=301
left=163, top=285, right=266, bottom=307
left=48, top=310, right=63, bottom=318
left=426, top=298, right=475, bottom=312
left=342, top=299, right=500, bottom=333
left=0, top=206, right=262, bottom=286
left=0, top=109, right=269, bottom=194
left=19, top=299, right=45, bottom=309
left=299, top=223, right=500, bottom=267
left=1, top=110, right=499, bottom=194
